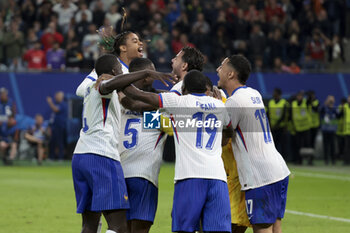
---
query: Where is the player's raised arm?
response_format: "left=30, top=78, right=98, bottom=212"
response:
left=118, top=91, right=157, bottom=112
left=122, top=85, right=160, bottom=108
left=98, top=70, right=175, bottom=95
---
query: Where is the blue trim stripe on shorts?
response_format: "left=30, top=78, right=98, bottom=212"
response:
left=125, top=177, right=158, bottom=222
left=172, top=178, right=231, bottom=232
left=72, top=153, right=130, bottom=213
left=245, top=176, right=289, bottom=224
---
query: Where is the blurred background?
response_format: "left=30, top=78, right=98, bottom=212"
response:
left=0, top=0, right=350, bottom=166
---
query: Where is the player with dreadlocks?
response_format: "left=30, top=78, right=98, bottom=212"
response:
left=76, top=10, right=144, bottom=97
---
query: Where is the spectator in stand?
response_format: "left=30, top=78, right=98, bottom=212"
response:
left=24, top=114, right=48, bottom=165
left=65, top=39, right=83, bottom=70
left=185, top=0, right=202, bottom=23
left=74, top=12, right=90, bottom=43
left=267, top=28, right=285, bottom=67
left=265, top=0, right=285, bottom=22
left=47, top=91, right=67, bottom=161
left=305, top=29, right=330, bottom=71
left=192, top=12, right=211, bottom=55
left=149, top=38, right=172, bottom=71
left=328, top=35, right=345, bottom=72
left=322, top=0, right=343, bottom=37
left=173, top=12, right=191, bottom=34
left=91, top=0, right=106, bottom=28
left=0, top=115, right=19, bottom=165
left=273, top=57, right=283, bottom=73
left=315, top=9, right=331, bottom=38
left=170, top=27, right=181, bottom=55
left=245, top=3, right=259, bottom=23
left=320, top=95, right=338, bottom=165
left=3, top=20, right=24, bottom=70
left=23, top=41, right=46, bottom=70
left=104, top=3, right=122, bottom=28
left=0, top=87, right=16, bottom=123
left=40, top=22, right=64, bottom=52
left=82, top=23, right=100, bottom=69
left=37, top=0, right=53, bottom=30
left=287, top=20, right=300, bottom=38
left=26, top=28, right=39, bottom=50
left=75, top=2, right=92, bottom=24
left=232, top=8, right=250, bottom=41
left=165, top=0, right=181, bottom=31
left=286, top=33, right=302, bottom=63
left=248, top=24, right=266, bottom=62
left=211, top=26, right=231, bottom=67
left=46, top=41, right=65, bottom=71
left=52, top=0, right=78, bottom=34
left=20, top=0, right=36, bottom=28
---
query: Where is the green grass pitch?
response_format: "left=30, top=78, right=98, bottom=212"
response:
left=1, top=161, right=350, bottom=233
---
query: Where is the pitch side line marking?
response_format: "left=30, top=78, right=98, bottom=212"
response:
left=286, top=210, right=350, bottom=223
left=293, top=171, right=350, bottom=181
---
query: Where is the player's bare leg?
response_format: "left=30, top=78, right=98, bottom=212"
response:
left=103, top=209, right=128, bottom=233
left=231, top=224, right=247, bottom=233
left=129, top=219, right=152, bottom=233
left=252, top=223, right=273, bottom=233
left=82, top=211, right=101, bottom=233
left=272, top=218, right=282, bottom=233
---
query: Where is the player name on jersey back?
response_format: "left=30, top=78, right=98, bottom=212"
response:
left=225, top=86, right=290, bottom=190
left=159, top=92, right=231, bottom=182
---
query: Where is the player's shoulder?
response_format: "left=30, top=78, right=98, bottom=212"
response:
left=86, top=69, right=98, bottom=81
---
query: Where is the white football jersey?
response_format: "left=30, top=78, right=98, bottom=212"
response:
left=76, top=58, right=129, bottom=98
left=225, top=86, right=290, bottom=190
left=170, top=80, right=183, bottom=95
left=159, top=92, right=231, bottom=182
left=74, top=82, right=121, bottom=161
left=119, top=106, right=167, bottom=187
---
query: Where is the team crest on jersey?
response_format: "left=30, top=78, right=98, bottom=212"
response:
left=143, top=110, right=161, bottom=129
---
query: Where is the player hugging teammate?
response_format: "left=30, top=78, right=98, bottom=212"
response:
left=71, top=18, right=290, bottom=233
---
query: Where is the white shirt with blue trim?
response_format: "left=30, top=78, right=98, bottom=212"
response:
left=158, top=92, right=230, bottom=182
left=74, top=82, right=121, bottom=161
left=225, top=86, right=290, bottom=190
left=119, top=106, right=167, bottom=187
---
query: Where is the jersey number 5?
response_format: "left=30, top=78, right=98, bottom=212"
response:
left=123, top=119, right=141, bottom=149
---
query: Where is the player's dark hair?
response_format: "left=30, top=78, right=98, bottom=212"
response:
left=113, top=30, right=133, bottom=56
left=129, top=58, right=154, bottom=72
left=227, top=55, right=252, bottom=85
left=181, top=47, right=204, bottom=72
left=183, top=70, right=208, bottom=93
left=95, top=54, right=119, bottom=76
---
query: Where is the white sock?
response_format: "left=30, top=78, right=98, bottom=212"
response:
left=105, top=230, right=117, bottom=233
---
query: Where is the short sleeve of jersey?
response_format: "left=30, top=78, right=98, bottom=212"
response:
left=225, top=97, right=240, bottom=129
left=170, top=81, right=182, bottom=95
left=159, top=92, right=180, bottom=109
left=76, top=69, right=98, bottom=97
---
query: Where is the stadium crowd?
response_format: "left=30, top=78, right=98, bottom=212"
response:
left=0, top=0, right=349, bottom=72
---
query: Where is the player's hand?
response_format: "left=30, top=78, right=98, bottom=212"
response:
left=94, top=74, right=115, bottom=90
left=118, top=91, right=126, bottom=102
left=147, top=70, right=177, bottom=87
left=212, top=86, right=222, bottom=100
